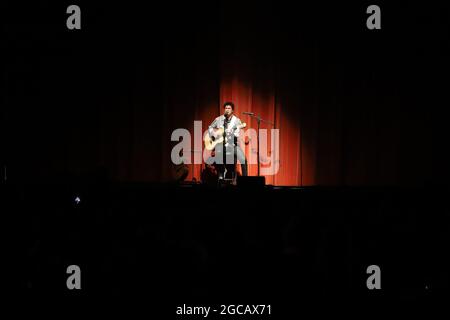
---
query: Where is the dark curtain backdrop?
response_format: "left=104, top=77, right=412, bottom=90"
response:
left=3, top=1, right=449, bottom=186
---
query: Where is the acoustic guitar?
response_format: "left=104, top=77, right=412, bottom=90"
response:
left=204, top=122, right=246, bottom=151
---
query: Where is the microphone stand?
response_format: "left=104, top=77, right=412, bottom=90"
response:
left=243, top=113, right=275, bottom=176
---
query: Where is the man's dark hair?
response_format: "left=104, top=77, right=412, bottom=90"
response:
left=223, top=101, right=235, bottom=110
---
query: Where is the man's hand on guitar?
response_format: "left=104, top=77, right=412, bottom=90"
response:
left=212, top=127, right=224, bottom=138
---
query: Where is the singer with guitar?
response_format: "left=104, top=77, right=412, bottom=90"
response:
left=206, top=102, right=248, bottom=180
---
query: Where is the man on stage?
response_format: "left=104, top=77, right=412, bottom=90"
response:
left=207, top=102, right=248, bottom=180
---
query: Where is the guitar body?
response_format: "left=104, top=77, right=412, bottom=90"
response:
left=204, top=123, right=246, bottom=151
left=204, top=128, right=224, bottom=151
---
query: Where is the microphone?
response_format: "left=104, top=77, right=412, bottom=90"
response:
left=242, top=112, right=254, bottom=116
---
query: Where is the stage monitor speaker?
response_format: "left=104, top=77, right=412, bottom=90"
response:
left=237, top=176, right=265, bottom=188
